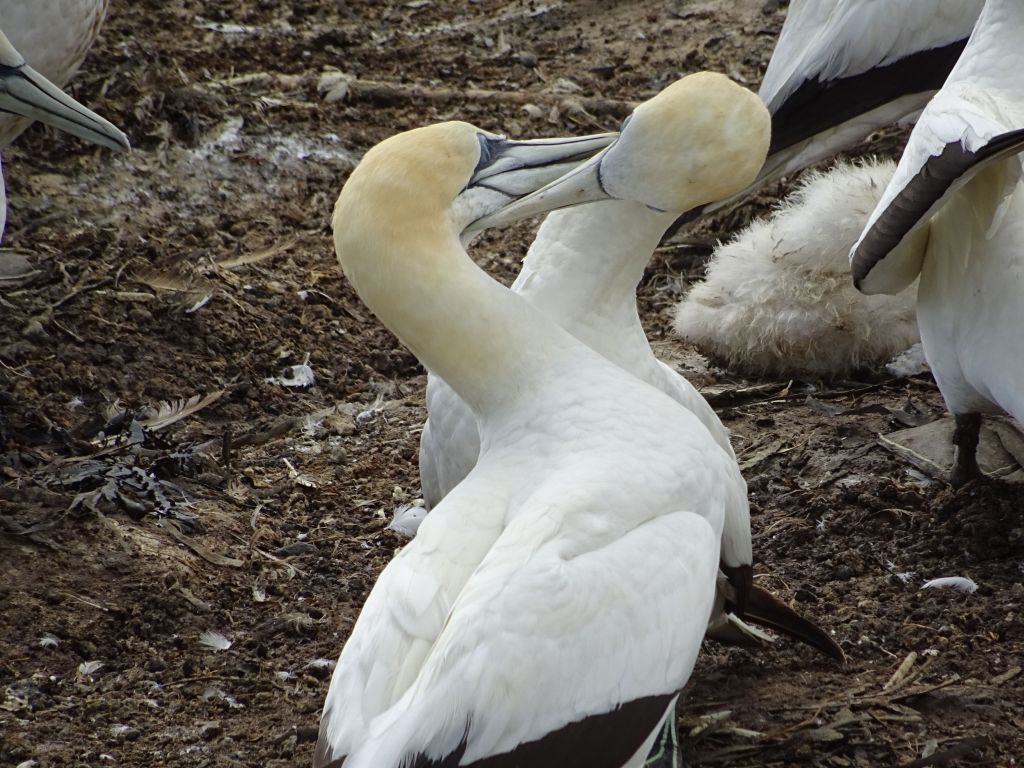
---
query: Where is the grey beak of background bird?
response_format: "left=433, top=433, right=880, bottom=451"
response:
left=0, top=62, right=130, bottom=152
left=467, top=145, right=614, bottom=237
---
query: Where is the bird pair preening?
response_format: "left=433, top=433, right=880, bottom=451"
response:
left=315, top=1, right=1024, bottom=767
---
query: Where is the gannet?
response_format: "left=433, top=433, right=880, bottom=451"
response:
left=419, top=76, right=847, bottom=655
left=680, top=0, right=984, bottom=224
left=315, top=73, right=834, bottom=768
left=0, top=27, right=128, bottom=242
left=674, top=159, right=921, bottom=377
left=0, top=0, right=110, bottom=146
left=851, top=0, right=1024, bottom=486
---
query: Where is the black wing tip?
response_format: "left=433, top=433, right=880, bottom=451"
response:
left=854, top=127, right=1024, bottom=285
left=312, top=737, right=346, bottom=768
left=767, top=39, right=968, bottom=156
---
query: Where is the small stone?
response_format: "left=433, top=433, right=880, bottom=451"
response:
left=199, top=721, right=222, bottom=741
left=273, top=541, right=319, bottom=557
left=21, top=317, right=49, bottom=341
left=296, top=725, right=319, bottom=744
left=115, top=726, right=142, bottom=743
left=278, top=733, right=297, bottom=757
left=128, top=306, right=154, bottom=325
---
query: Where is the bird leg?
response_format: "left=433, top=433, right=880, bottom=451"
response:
left=950, top=412, right=983, bottom=488
left=643, top=714, right=679, bottom=768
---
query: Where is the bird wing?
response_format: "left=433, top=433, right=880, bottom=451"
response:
left=345, top=509, right=720, bottom=768
left=313, top=487, right=507, bottom=768
left=420, top=373, right=480, bottom=509
left=673, top=0, right=982, bottom=228
left=851, top=0, right=1024, bottom=295
left=761, top=0, right=982, bottom=155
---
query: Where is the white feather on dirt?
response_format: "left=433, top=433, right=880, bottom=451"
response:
left=136, top=390, right=225, bottom=431
left=674, top=159, right=919, bottom=377
left=388, top=502, right=427, bottom=537
left=266, top=355, right=316, bottom=388
left=77, top=660, right=104, bottom=676
left=304, top=658, right=337, bottom=672
left=885, top=342, right=930, bottom=378
left=921, top=576, right=978, bottom=594
left=198, top=630, right=233, bottom=651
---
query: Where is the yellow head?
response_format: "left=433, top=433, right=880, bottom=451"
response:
left=331, top=121, right=616, bottom=303
left=469, top=72, right=771, bottom=231
left=603, top=72, right=771, bottom=211
left=332, top=121, right=617, bottom=255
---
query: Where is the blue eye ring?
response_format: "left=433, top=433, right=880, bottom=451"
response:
left=475, top=134, right=496, bottom=173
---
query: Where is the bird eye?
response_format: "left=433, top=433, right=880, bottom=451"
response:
left=475, top=134, right=495, bottom=173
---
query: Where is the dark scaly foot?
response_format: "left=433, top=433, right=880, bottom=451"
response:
left=951, top=412, right=983, bottom=488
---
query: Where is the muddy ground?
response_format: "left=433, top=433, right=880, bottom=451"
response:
left=1, top=0, right=1022, bottom=766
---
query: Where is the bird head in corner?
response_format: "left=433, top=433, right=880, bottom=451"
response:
left=0, top=29, right=129, bottom=152
left=470, top=71, right=771, bottom=231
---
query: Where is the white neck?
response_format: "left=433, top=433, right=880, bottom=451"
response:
left=339, top=212, right=582, bottom=418
left=511, top=201, right=674, bottom=372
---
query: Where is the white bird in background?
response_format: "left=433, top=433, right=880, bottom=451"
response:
left=851, top=0, right=1024, bottom=487
left=674, top=159, right=920, bottom=378
left=314, top=74, right=793, bottom=768
left=679, top=0, right=984, bottom=224
left=0, top=27, right=128, bottom=241
left=0, top=0, right=110, bottom=146
left=419, top=78, right=847, bottom=657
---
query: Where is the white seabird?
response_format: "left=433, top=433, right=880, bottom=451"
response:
left=314, top=73, right=800, bottom=768
left=421, top=78, right=745, bottom=509
left=851, top=0, right=1024, bottom=486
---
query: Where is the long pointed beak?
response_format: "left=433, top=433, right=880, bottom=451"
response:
left=464, top=137, right=614, bottom=239
left=742, top=585, right=846, bottom=662
left=0, top=62, right=130, bottom=152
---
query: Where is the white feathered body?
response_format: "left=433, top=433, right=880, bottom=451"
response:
left=917, top=171, right=1024, bottom=420
left=0, top=0, right=109, bottom=146
left=323, top=341, right=743, bottom=766
left=675, top=160, right=918, bottom=377
left=421, top=200, right=736, bottom=509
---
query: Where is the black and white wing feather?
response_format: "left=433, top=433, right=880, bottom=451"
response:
left=851, top=0, right=1024, bottom=294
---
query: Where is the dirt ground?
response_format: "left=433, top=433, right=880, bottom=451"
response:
left=1, top=0, right=1022, bottom=766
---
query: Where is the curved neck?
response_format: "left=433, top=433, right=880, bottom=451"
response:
left=511, top=200, right=672, bottom=368
left=337, top=205, right=577, bottom=417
